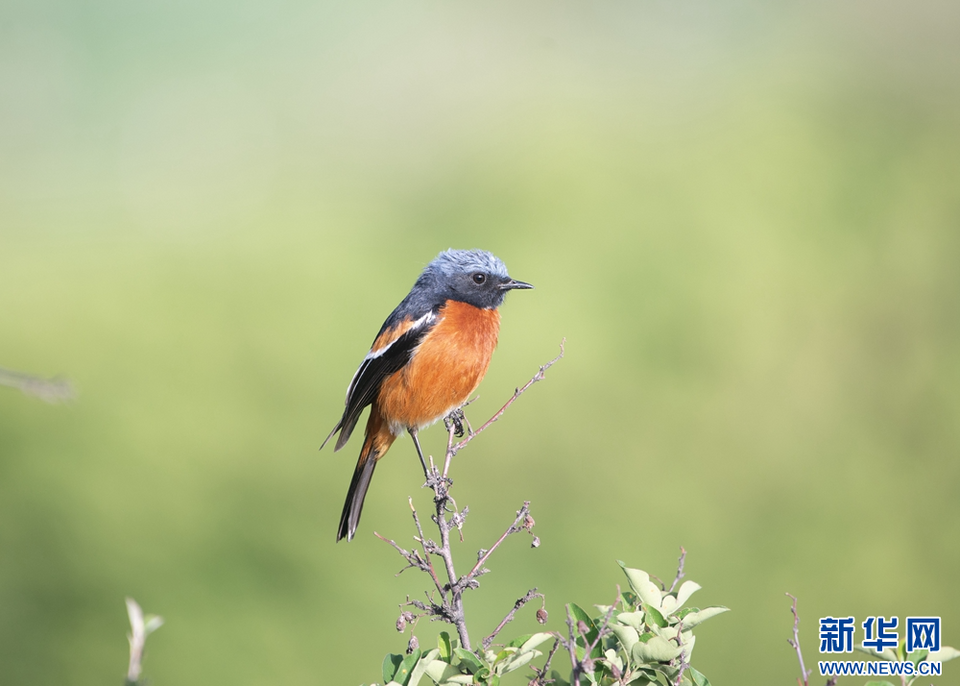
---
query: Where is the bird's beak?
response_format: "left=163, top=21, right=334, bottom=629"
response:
left=500, top=278, right=534, bottom=291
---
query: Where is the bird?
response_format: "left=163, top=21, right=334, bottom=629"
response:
left=322, top=249, right=533, bottom=542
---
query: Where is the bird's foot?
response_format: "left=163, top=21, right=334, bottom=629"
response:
left=444, top=408, right=466, bottom=438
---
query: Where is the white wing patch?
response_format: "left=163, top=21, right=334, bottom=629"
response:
left=341, top=311, right=438, bottom=402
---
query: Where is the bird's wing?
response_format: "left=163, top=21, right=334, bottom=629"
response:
left=322, top=311, right=437, bottom=451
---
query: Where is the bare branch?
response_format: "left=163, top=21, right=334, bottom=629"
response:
left=673, top=620, right=689, bottom=686
left=786, top=593, right=811, bottom=686
left=464, top=502, right=532, bottom=583
left=563, top=610, right=583, bottom=686
left=669, top=546, right=687, bottom=593
left=0, top=366, right=75, bottom=403
left=481, top=588, right=544, bottom=650
left=125, top=598, right=162, bottom=685
left=448, top=339, right=565, bottom=461
left=529, top=637, right=562, bottom=686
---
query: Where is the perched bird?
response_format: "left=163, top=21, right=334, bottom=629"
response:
left=322, top=249, right=533, bottom=542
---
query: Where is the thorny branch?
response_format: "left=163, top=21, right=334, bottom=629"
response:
left=375, top=341, right=564, bottom=654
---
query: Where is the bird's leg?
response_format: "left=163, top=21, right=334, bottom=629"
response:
left=444, top=408, right=466, bottom=438
left=408, top=427, right=429, bottom=477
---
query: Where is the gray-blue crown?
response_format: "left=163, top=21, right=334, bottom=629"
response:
left=426, top=249, right=509, bottom=280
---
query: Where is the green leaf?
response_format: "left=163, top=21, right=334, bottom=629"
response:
left=453, top=648, right=483, bottom=674
left=422, top=656, right=461, bottom=684
left=610, top=623, right=639, bottom=654
left=438, top=632, right=452, bottom=661
left=659, top=595, right=678, bottom=615
left=143, top=615, right=164, bottom=635
left=642, top=604, right=667, bottom=628
left=679, top=606, right=729, bottom=629
left=618, top=563, right=662, bottom=610
left=569, top=603, right=601, bottom=658
left=651, top=668, right=672, bottom=686
left=928, top=645, right=960, bottom=662
left=632, top=634, right=682, bottom=663
left=686, top=665, right=711, bottom=686
left=519, top=633, right=553, bottom=652
left=383, top=653, right=404, bottom=683
left=496, top=647, right=542, bottom=675
left=603, top=647, right=624, bottom=673
left=907, top=648, right=928, bottom=667
left=408, top=650, right=442, bottom=686
left=501, top=634, right=529, bottom=649
left=491, top=646, right=516, bottom=667
left=394, top=650, right=422, bottom=685
left=674, top=581, right=701, bottom=609
left=855, top=645, right=898, bottom=662
left=863, top=681, right=896, bottom=686
left=617, top=610, right=646, bottom=631
left=569, top=603, right=598, bottom=632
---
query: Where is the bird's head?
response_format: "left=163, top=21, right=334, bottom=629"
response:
left=419, top=249, right=533, bottom=309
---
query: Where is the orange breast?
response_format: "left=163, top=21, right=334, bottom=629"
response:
left=378, top=300, right=500, bottom=431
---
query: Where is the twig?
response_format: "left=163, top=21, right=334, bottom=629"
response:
left=408, top=498, right=444, bottom=593
left=125, top=598, right=162, bottom=685
left=786, top=593, right=811, bottom=686
left=669, top=546, right=686, bottom=593
left=0, top=366, right=75, bottom=403
left=482, top=588, right=544, bottom=650
left=530, top=637, right=562, bottom=686
left=674, top=621, right=689, bottom=686
left=465, top=502, right=531, bottom=582
left=586, top=590, right=620, bottom=657
left=448, top=339, right=564, bottom=461
left=563, top=610, right=583, bottom=686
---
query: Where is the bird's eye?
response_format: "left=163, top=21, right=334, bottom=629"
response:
left=472, top=273, right=486, bottom=285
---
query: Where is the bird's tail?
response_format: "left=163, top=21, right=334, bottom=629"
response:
left=337, top=450, right=377, bottom=542
left=336, top=409, right=396, bottom=542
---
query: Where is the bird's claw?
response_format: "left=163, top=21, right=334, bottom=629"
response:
left=444, top=408, right=466, bottom=438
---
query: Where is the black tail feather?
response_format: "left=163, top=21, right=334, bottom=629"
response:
left=337, top=454, right=378, bottom=542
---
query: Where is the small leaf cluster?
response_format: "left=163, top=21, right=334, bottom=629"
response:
left=548, top=561, right=728, bottom=686
left=855, top=640, right=959, bottom=686
left=378, top=630, right=553, bottom=686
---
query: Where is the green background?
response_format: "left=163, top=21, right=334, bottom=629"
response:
left=2, top=2, right=958, bottom=684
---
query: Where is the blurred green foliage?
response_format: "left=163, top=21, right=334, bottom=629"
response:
left=1, top=1, right=959, bottom=685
